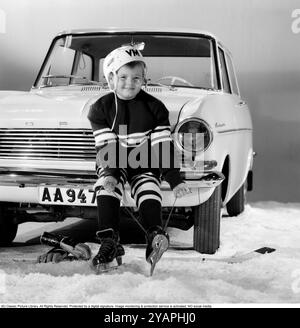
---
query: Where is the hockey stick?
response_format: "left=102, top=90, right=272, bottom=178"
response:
left=128, top=245, right=276, bottom=264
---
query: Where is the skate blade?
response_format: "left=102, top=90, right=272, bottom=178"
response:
left=147, top=235, right=169, bottom=276
left=92, top=256, right=122, bottom=274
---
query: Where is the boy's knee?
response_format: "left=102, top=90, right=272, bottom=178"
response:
left=139, top=198, right=161, bottom=208
left=96, top=188, right=122, bottom=200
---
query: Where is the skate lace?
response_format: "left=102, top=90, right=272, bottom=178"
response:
left=96, top=238, right=116, bottom=262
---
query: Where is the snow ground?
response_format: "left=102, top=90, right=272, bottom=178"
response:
left=0, top=202, right=300, bottom=306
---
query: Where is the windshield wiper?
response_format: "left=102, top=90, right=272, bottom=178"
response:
left=146, top=83, right=216, bottom=91
left=40, top=75, right=104, bottom=88
left=146, top=82, right=177, bottom=91
left=168, top=85, right=217, bottom=91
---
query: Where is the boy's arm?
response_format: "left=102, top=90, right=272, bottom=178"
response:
left=87, top=101, right=120, bottom=182
left=151, top=103, right=183, bottom=190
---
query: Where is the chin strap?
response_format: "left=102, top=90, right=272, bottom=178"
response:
left=111, top=91, right=118, bottom=131
left=110, top=72, right=119, bottom=131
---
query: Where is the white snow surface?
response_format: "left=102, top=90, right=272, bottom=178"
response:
left=1, top=202, right=300, bottom=306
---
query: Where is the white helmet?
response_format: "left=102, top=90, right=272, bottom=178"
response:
left=103, top=45, right=146, bottom=86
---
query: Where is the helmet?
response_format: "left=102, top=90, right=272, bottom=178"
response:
left=103, top=45, right=146, bottom=85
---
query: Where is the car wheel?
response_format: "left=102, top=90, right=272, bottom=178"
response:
left=0, top=204, right=18, bottom=246
left=226, top=182, right=246, bottom=217
left=193, top=185, right=221, bottom=254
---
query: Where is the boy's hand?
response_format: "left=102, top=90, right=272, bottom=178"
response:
left=93, top=176, right=118, bottom=193
left=102, top=176, right=118, bottom=192
left=173, top=182, right=191, bottom=198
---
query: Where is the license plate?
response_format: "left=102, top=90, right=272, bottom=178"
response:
left=39, top=187, right=97, bottom=206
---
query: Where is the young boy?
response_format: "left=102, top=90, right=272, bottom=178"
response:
left=87, top=45, right=190, bottom=270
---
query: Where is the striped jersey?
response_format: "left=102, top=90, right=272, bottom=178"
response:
left=88, top=89, right=183, bottom=189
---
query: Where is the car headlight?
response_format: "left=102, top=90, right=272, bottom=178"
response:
left=174, top=118, right=212, bottom=153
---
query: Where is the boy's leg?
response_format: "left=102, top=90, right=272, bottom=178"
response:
left=93, top=169, right=127, bottom=267
left=95, top=168, right=128, bottom=231
left=96, top=193, right=121, bottom=232
left=129, top=171, right=163, bottom=229
left=139, top=199, right=162, bottom=229
left=129, top=171, right=169, bottom=264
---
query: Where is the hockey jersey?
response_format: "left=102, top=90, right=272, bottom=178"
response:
left=88, top=89, right=183, bottom=189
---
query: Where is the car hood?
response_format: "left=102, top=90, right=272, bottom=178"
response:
left=0, top=87, right=209, bottom=129
left=0, top=90, right=96, bottom=129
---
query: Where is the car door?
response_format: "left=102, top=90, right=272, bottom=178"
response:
left=218, top=46, right=252, bottom=195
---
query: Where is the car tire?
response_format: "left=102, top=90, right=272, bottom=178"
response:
left=0, top=204, right=18, bottom=246
left=193, top=185, right=221, bottom=254
left=226, top=182, right=246, bottom=217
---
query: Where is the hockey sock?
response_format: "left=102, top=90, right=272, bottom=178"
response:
left=139, top=199, right=162, bottom=231
left=97, top=195, right=121, bottom=231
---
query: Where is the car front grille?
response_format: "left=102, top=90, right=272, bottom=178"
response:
left=0, top=128, right=96, bottom=161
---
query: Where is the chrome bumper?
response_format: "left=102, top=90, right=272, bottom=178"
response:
left=0, top=167, right=224, bottom=207
left=0, top=168, right=224, bottom=189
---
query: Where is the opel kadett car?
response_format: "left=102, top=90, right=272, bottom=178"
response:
left=0, top=29, right=253, bottom=253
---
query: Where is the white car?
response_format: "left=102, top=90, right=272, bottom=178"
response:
left=0, top=29, right=253, bottom=253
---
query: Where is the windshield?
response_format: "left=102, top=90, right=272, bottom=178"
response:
left=34, top=33, right=218, bottom=90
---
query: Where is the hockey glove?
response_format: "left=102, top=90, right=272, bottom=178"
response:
left=93, top=176, right=118, bottom=193
left=37, top=247, right=70, bottom=263
left=40, top=232, right=92, bottom=261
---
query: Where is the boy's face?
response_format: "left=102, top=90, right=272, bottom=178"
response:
left=113, top=64, right=144, bottom=100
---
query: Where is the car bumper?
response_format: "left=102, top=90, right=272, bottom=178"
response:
left=0, top=167, right=224, bottom=207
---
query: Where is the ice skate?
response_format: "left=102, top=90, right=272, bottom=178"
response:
left=92, top=228, right=125, bottom=273
left=146, top=226, right=169, bottom=276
